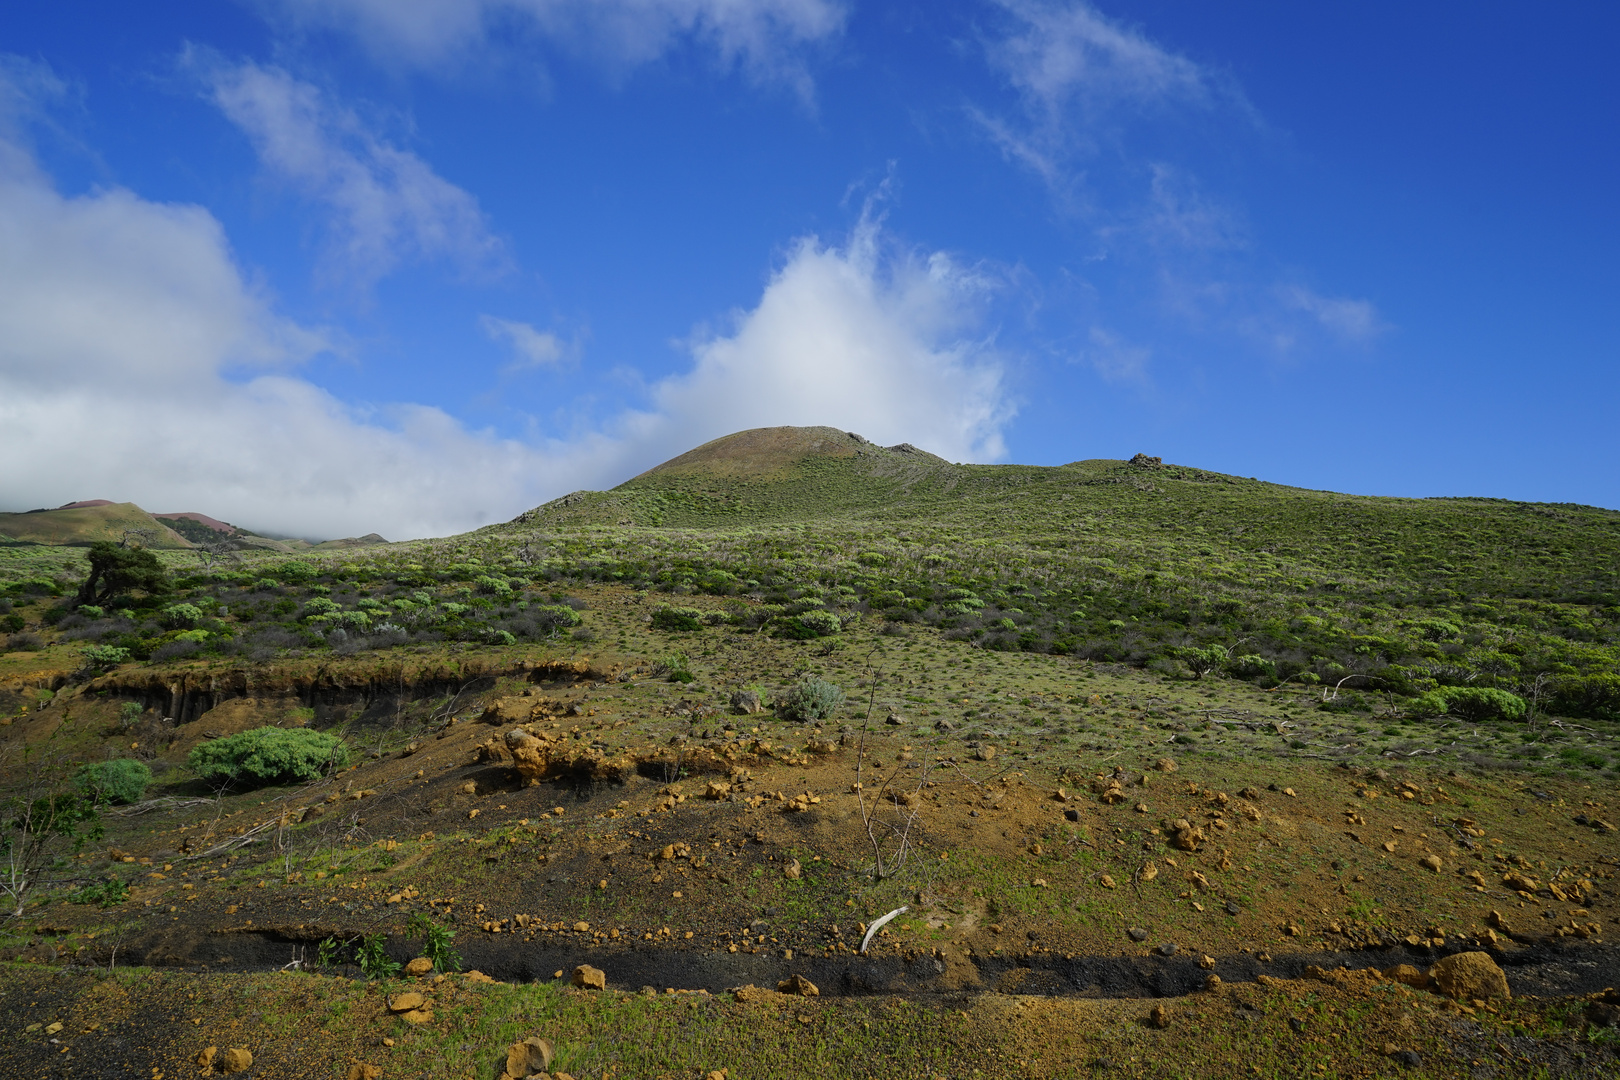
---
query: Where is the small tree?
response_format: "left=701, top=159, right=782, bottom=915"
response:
left=74, top=541, right=168, bottom=607
left=1, top=729, right=104, bottom=917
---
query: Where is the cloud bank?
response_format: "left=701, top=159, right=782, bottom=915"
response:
left=0, top=84, right=1010, bottom=540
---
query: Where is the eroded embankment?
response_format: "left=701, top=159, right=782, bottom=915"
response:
left=94, top=926, right=1620, bottom=1002
left=69, top=656, right=617, bottom=726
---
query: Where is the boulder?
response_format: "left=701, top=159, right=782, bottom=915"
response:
left=218, top=1048, right=254, bottom=1074
left=347, top=1065, right=382, bottom=1080
left=1154, top=758, right=1178, bottom=772
left=1418, top=855, right=1443, bottom=873
left=504, top=1036, right=555, bottom=1078
left=1429, top=952, right=1510, bottom=1001
left=405, top=957, right=433, bottom=977
left=388, top=992, right=425, bottom=1013
left=777, top=974, right=819, bottom=996
left=572, top=964, right=606, bottom=991
left=730, top=690, right=763, bottom=714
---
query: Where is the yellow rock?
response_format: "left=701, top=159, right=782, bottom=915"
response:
left=218, top=1047, right=254, bottom=1073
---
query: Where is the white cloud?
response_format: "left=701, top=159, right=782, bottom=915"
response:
left=479, top=314, right=572, bottom=371
left=643, top=213, right=1013, bottom=463
left=261, top=0, right=846, bottom=97
left=1279, top=285, right=1386, bottom=344
left=0, top=71, right=1011, bottom=540
left=987, top=0, right=1215, bottom=124
left=199, top=58, right=505, bottom=289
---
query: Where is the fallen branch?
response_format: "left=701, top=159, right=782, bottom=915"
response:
left=860, top=906, right=908, bottom=954
left=109, top=797, right=215, bottom=817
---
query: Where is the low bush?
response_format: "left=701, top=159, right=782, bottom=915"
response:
left=188, top=726, right=350, bottom=787
left=75, top=759, right=152, bottom=805
left=80, top=644, right=130, bottom=670
left=160, top=603, right=203, bottom=629
left=1407, top=686, right=1527, bottom=722
left=651, top=606, right=705, bottom=631
left=777, top=676, right=845, bottom=722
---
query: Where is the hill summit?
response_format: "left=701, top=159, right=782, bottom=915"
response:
left=633, top=425, right=950, bottom=480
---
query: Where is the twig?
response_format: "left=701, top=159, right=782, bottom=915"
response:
left=860, top=906, right=908, bottom=954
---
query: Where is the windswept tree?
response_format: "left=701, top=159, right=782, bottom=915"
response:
left=74, top=541, right=168, bottom=607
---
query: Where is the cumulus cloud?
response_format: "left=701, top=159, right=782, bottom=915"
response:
left=641, top=214, right=1013, bottom=463
left=0, top=72, right=1011, bottom=540
left=261, top=0, right=846, bottom=97
left=198, top=58, right=505, bottom=289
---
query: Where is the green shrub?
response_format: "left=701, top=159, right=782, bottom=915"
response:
left=1550, top=673, right=1620, bottom=722
left=1407, top=686, right=1527, bottom=722
left=77, top=605, right=105, bottom=620
left=188, top=727, right=350, bottom=787
left=1230, top=654, right=1276, bottom=680
left=116, top=702, right=143, bottom=730
left=777, top=677, right=845, bottom=722
left=72, top=878, right=129, bottom=908
left=475, top=575, right=513, bottom=596
left=81, top=644, right=130, bottom=671
left=652, top=606, right=705, bottom=631
left=302, top=597, right=340, bottom=618
left=271, top=561, right=319, bottom=583
left=76, top=759, right=152, bottom=805
left=406, top=913, right=462, bottom=972
left=532, top=605, right=583, bottom=636
left=793, top=610, right=843, bottom=638
left=160, top=603, right=202, bottom=629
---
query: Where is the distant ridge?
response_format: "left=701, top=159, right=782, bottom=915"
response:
left=632, top=425, right=950, bottom=480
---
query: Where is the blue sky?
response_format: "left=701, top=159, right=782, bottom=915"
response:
left=1, top=1, right=1616, bottom=539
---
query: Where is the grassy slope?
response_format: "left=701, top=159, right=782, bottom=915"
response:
left=0, top=502, right=193, bottom=549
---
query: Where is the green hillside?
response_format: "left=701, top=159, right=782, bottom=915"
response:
left=0, top=501, right=192, bottom=549
left=491, top=427, right=1620, bottom=721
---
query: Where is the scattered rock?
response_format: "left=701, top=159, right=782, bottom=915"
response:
left=218, top=1048, right=254, bottom=1074
left=1129, top=453, right=1164, bottom=468
left=783, top=859, right=802, bottom=880
left=1064, top=809, right=1081, bottom=823
left=1589, top=1002, right=1620, bottom=1028
left=1383, top=964, right=1431, bottom=990
left=1418, top=854, right=1443, bottom=873
left=346, top=1065, right=381, bottom=1080
left=464, top=970, right=496, bottom=984
left=404, top=957, right=433, bottom=977
left=972, top=745, right=997, bottom=761
left=1429, top=952, right=1509, bottom=1001
left=1154, top=758, right=1178, bottom=772
left=572, top=964, right=607, bottom=991
left=731, top=690, right=763, bottom=714
left=1156, top=943, right=1177, bottom=957
left=777, top=974, right=819, bottom=996
left=1139, top=863, right=1158, bottom=883
left=460, top=781, right=478, bottom=795
left=388, top=992, right=426, bottom=1013
left=1100, top=875, right=1117, bottom=889
left=402, top=1010, right=434, bottom=1025
left=503, top=1036, right=555, bottom=1078
left=1198, top=955, right=1216, bottom=970
left=1288, top=1017, right=1306, bottom=1034
left=1502, top=870, right=1539, bottom=893
left=195, top=1047, right=217, bottom=1068
left=1385, top=1046, right=1423, bottom=1068
left=1168, top=819, right=1205, bottom=851
left=1223, top=901, right=1241, bottom=916
left=1148, top=1003, right=1170, bottom=1028
left=1127, top=927, right=1149, bottom=942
